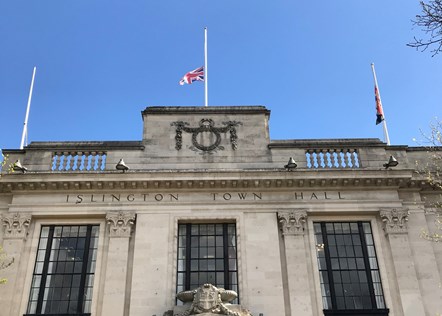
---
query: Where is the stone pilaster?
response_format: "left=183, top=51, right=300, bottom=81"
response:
left=0, top=213, right=32, bottom=316
left=277, top=210, right=312, bottom=316
left=101, top=211, right=136, bottom=316
left=379, top=208, right=425, bottom=316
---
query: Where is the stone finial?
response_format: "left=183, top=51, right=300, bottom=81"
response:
left=1, top=213, right=32, bottom=240
left=106, top=211, right=136, bottom=237
left=277, top=210, right=308, bottom=236
left=380, top=208, right=409, bottom=235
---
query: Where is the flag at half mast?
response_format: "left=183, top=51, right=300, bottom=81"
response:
left=179, top=66, right=204, bottom=85
left=375, top=85, right=384, bottom=125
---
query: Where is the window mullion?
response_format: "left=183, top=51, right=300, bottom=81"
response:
left=36, top=226, right=54, bottom=314
left=223, top=224, right=230, bottom=290
left=185, top=224, right=191, bottom=290
left=76, top=225, right=92, bottom=313
left=358, top=222, right=378, bottom=309
left=321, top=222, right=338, bottom=310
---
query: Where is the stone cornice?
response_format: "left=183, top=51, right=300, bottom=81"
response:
left=0, top=169, right=417, bottom=193
left=2, top=141, right=144, bottom=153
left=142, top=106, right=270, bottom=117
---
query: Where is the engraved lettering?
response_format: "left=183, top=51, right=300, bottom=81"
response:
left=76, top=195, right=83, bottom=204
left=127, top=194, right=135, bottom=202
left=223, top=193, right=232, bottom=200
left=143, top=194, right=149, bottom=201
left=155, top=194, right=164, bottom=201
left=238, top=193, right=247, bottom=200
left=324, top=192, right=331, bottom=200
left=66, top=195, right=70, bottom=203
left=338, top=192, right=345, bottom=199
left=253, top=193, right=262, bottom=200
left=212, top=193, right=218, bottom=201
left=295, top=192, right=304, bottom=200
left=310, top=193, right=318, bottom=200
left=91, top=194, right=97, bottom=202
left=170, top=194, right=179, bottom=201
left=111, top=194, right=121, bottom=202
left=102, top=194, right=105, bottom=202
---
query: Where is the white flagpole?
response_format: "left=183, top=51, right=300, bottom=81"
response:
left=20, top=66, right=37, bottom=150
left=371, top=63, right=391, bottom=146
left=204, top=27, right=208, bottom=107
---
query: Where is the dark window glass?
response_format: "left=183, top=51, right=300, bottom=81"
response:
left=177, top=223, right=239, bottom=303
left=314, top=222, right=389, bottom=316
left=26, top=225, right=99, bottom=315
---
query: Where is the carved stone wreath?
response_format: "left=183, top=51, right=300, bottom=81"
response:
left=171, top=119, right=242, bottom=153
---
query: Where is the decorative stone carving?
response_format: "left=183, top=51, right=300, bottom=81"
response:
left=171, top=119, right=242, bottom=153
left=1, top=213, right=32, bottom=239
left=380, top=208, right=409, bottom=234
left=106, top=211, right=136, bottom=237
left=278, top=210, right=307, bottom=236
left=174, top=284, right=252, bottom=316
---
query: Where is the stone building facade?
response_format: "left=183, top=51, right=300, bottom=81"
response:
left=0, top=106, right=441, bottom=316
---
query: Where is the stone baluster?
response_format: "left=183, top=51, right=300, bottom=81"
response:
left=330, top=149, right=337, bottom=168
left=379, top=208, right=426, bottom=315
left=75, top=151, right=83, bottom=170
left=0, top=213, right=32, bottom=316
left=84, top=152, right=91, bottom=170
left=349, top=149, right=357, bottom=167
left=54, top=152, right=62, bottom=170
left=319, top=149, right=327, bottom=169
left=102, top=211, right=136, bottom=316
left=278, top=210, right=313, bottom=316
left=97, top=151, right=105, bottom=170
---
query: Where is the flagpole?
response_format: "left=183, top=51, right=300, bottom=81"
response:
left=204, top=27, right=208, bottom=107
left=20, top=66, right=37, bottom=150
left=371, top=63, right=390, bottom=146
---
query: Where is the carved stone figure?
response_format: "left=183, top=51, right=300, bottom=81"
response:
left=172, top=284, right=252, bottom=316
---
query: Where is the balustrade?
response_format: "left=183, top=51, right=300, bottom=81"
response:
left=306, top=148, right=360, bottom=169
left=51, top=151, right=107, bottom=171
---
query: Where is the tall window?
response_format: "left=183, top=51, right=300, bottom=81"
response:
left=314, top=222, right=389, bottom=316
left=177, top=223, right=238, bottom=301
left=26, top=225, right=99, bottom=315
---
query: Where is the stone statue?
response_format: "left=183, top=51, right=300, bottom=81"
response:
left=168, top=284, right=253, bottom=316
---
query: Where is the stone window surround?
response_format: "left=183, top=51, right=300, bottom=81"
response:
left=307, top=215, right=394, bottom=316
left=18, top=218, right=106, bottom=316
left=171, top=215, right=243, bottom=307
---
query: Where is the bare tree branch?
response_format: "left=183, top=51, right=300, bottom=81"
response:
left=408, top=0, right=442, bottom=57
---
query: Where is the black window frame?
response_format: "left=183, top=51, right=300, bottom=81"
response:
left=25, top=225, right=99, bottom=316
left=176, top=223, right=239, bottom=302
left=314, top=222, right=389, bottom=316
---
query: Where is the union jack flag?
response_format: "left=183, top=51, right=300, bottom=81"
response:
left=374, top=85, right=384, bottom=125
left=179, top=66, right=204, bottom=85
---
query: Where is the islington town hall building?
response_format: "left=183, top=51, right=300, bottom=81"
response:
left=0, top=106, right=441, bottom=316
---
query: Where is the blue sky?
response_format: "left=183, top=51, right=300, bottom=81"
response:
left=0, top=0, right=441, bottom=151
